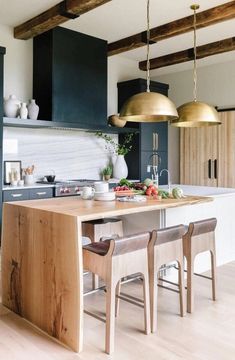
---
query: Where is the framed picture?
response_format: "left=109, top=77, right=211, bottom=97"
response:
left=4, top=161, right=22, bottom=185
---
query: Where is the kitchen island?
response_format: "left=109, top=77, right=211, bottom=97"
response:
left=1, top=195, right=212, bottom=352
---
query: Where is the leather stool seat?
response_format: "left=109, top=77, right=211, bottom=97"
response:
left=83, top=240, right=110, bottom=256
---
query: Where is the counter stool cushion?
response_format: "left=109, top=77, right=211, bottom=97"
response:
left=83, top=239, right=110, bottom=256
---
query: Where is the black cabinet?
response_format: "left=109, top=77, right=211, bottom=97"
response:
left=118, top=78, right=168, bottom=184
left=33, top=27, right=107, bottom=127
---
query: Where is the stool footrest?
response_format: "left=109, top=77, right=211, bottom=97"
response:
left=117, top=294, right=144, bottom=308
left=173, top=265, right=213, bottom=280
left=158, top=277, right=180, bottom=287
left=84, top=310, right=106, bottom=323
left=158, top=284, right=180, bottom=294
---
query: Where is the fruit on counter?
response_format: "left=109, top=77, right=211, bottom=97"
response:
left=158, top=189, right=170, bottom=199
left=143, top=178, right=154, bottom=187
left=133, top=182, right=147, bottom=191
left=114, top=185, right=130, bottom=191
left=172, top=187, right=184, bottom=199
left=145, top=185, right=158, bottom=196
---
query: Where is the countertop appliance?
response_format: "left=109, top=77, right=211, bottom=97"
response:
left=37, top=179, right=97, bottom=197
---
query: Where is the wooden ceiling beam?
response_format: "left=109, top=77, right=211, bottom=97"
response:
left=139, top=37, right=235, bottom=70
left=14, top=0, right=111, bottom=40
left=108, top=1, right=235, bottom=56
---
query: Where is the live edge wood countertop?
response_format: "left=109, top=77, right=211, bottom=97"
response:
left=1, top=195, right=212, bottom=353
left=2, top=195, right=213, bottom=220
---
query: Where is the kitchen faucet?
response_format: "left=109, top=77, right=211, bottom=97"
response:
left=160, top=169, right=171, bottom=193
left=147, top=152, right=161, bottom=186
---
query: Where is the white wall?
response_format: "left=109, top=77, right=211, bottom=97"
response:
left=157, top=59, right=235, bottom=183
left=108, top=55, right=142, bottom=114
left=0, top=24, right=32, bottom=102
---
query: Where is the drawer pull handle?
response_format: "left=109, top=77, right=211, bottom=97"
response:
left=36, top=192, right=47, bottom=196
left=11, top=193, right=23, bottom=198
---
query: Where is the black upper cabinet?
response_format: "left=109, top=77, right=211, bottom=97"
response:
left=33, top=27, right=107, bottom=126
left=118, top=78, right=169, bottom=183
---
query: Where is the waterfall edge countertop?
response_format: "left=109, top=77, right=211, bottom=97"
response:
left=1, top=195, right=212, bottom=353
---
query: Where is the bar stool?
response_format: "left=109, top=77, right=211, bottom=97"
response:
left=82, top=218, right=123, bottom=288
left=148, top=225, right=186, bottom=332
left=183, top=218, right=217, bottom=313
left=83, top=232, right=151, bottom=354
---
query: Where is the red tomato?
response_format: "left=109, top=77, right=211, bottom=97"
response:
left=146, top=188, right=152, bottom=196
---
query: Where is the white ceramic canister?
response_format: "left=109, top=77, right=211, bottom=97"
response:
left=24, top=174, right=34, bottom=185
left=27, top=99, right=39, bottom=120
left=4, top=95, right=21, bottom=118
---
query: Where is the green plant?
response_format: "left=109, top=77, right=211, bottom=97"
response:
left=96, top=131, right=135, bottom=156
left=102, top=165, right=112, bottom=176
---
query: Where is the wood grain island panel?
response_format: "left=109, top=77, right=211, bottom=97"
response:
left=1, top=195, right=212, bottom=352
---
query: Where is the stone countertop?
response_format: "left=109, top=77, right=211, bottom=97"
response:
left=159, top=184, right=235, bottom=197
left=3, top=183, right=55, bottom=191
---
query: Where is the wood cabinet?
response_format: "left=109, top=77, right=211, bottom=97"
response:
left=118, top=78, right=169, bottom=184
left=180, top=110, right=235, bottom=187
left=33, top=27, right=107, bottom=127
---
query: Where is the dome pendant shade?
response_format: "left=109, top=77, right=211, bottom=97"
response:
left=171, top=101, right=221, bottom=127
left=119, top=92, right=179, bottom=122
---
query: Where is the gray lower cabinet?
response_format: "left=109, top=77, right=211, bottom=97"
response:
left=29, top=188, right=53, bottom=199
left=3, top=187, right=53, bottom=202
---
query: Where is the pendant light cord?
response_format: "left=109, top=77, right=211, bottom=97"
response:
left=193, top=7, right=197, bottom=102
left=146, top=0, right=150, bottom=92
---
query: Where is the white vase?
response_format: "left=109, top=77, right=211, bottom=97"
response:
left=4, top=94, right=21, bottom=118
left=113, top=155, right=128, bottom=179
left=20, top=102, right=28, bottom=119
left=28, top=99, right=39, bottom=120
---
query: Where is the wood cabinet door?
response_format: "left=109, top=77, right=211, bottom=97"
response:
left=217, top=111, right=235, bottom=187
left=180, top=126, right=218, bottom=186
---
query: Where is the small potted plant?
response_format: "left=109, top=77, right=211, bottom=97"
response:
left=102, top=165, right=112, bottom=181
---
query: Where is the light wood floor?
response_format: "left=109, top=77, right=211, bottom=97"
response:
left=1, top=262, right=235, bottom=360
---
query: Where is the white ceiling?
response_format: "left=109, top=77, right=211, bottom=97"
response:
left=0, top=0, right=234, bottom=76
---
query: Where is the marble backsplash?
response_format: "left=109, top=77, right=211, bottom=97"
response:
left=3, top=127, right=118, bottom=180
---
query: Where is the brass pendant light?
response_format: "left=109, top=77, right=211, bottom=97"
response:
left=119, top=0, right=178, bottom=123
left=171, top=4, right=221, bottom=127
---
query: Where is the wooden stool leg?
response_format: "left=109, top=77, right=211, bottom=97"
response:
left=105, top=281, right=116, bottom=354
left=143, top=270, right=151, bottom=335
left=178, top=259, right=186, bottom=317
left=149, top=267, right=158, bottom=333
left=187, top=255, right=194, bottom=313
left=115, top=280, right=121, bottom=317
left=210, top=249, right=217, bottom=301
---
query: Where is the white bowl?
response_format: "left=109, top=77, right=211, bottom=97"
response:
left=94, top=191, right=115, bottom=201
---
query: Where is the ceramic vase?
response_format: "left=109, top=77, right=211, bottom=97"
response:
left=4, top=94, right=21, bottom=118
left=20, top=102, right=28, bottom=119
left=24, top=174, right=34, bottom=185
left=113, top=155, right=128, bottom=179
left=27, top=99, right=39, bottom=120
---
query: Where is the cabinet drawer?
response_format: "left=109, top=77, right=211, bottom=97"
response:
left=3, top=189, right=30, bottom=202
left=29, top=188, right=53, bottom=199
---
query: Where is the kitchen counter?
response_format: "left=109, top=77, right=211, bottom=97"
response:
left=1, top=195, right=212, bottom=352
left=160, top=184, right=235, bottom=197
